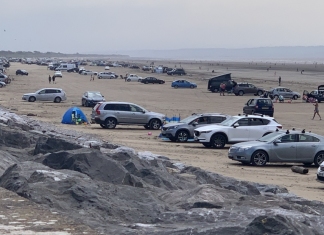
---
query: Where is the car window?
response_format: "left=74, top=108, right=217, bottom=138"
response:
left=104, top=104, right=115, bottom=110
left=249, top=99, right=256, bottom=105
left=257, top=99, right=272, bottom=106
left=278, top=134, right=297, bottom=143
left=250, top=118, right=265, bottom=126
left=285, top=89, right=292, bottom=92
left=38, top=90, right=45, bottom=94
left=210, top=116, right=226, bottom=123
left=116, top=104, right=130, bottom=111
left=130, top=104, right=143, bottom=112
left=237, top=118, right=249, bottom=126
left=299, top=134, right=320, bottom=142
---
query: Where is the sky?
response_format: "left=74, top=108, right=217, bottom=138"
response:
left=1, top=0, right=324, bottom=54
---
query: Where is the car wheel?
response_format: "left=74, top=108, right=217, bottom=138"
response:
left=238, top=90, right=244, bottom=96
left=293, top=95, right=298, bottom=100
left=314, top=151, right=324, bottom=167
left=234, top=93, right=239, bottom=96
left=251, top=150, right=268, bottom=166
left=144, top=124, right=150, bottom=129
left=149, top=119, right=161, bottom=130
left=210, top=134, right=227, bottom=148
left=100, top=124, right=107, bottom=129
left=257, top=90, right=263, bottom=96
left=190, top=85, right=194, bottom=89
left=176, top=130, right=189, bottom=142
left=202, top=142, right=212, bottom=148
left=54, top=97, right=61, bottom=103
left=174, top=85, right=179, bottom=89
left=105, top=118, right=117, bottom=129
left=138, top=79, right=142, bottom=82
left=127, top=79, right=131, bottom=82
left=0, top=84, right=3, bottom=88
left=28, top=96, right=36, bottom=102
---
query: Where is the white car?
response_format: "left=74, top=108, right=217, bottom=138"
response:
left=81, top=70, right=98, bottom=76
left=98, top=72, right=117, bottom=79
left=194, top=114, right=283, bottom=148
left=104, top=66, right=110, bottom=70
left=126, top=74, right=142, bottom=82
left=317, top=161, right=324, bottom=183
left=54, top=71, right=62, bottom=78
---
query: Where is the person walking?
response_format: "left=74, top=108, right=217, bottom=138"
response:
left=52, top=75, right=56, bottom=84
left=312, top=100, right=322, bottom=120
left=219, top=82, right=226, bottom=96
left=48, top=75, right=51, bottom=84
left=278, top=76, right=282, bottom=86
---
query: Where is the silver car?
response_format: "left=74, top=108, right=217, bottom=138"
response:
left=98, top=72, right=117, bottom=79
left=228, top=129, right=324, bottom=166
left=22, top=88, right=67, bottom=103
left=161, top=113, right=230, bottom=142
left=91, top=101, right=165, bottom=130
left=269, top=87, right=301, bottom=100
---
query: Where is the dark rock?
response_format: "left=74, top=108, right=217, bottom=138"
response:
left=33, top=137, right=82, bottom=155
left=0, top=125, right=38, bottom=148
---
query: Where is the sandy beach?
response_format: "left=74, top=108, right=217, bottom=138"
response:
left=1, top=60, right=324, bottom=201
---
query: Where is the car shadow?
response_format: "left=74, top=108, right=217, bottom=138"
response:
left=228, top=162, right=319, bottom=169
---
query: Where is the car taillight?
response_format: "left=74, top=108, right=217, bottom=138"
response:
left=277, top=126, right=282, bottom=129
left=95, top=103, right=102, bottom=115
left=255, top=106, right=258, bottom=108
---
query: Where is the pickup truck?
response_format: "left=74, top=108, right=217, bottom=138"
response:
left=126, top=74, right=142, bottom=82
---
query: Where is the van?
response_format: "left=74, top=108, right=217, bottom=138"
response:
left=207, top=73, right=233, bottom=92
left=55, top=63, right=77, bottom=72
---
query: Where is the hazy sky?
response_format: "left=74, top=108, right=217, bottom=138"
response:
left=1, top=0, right=324, bottom=54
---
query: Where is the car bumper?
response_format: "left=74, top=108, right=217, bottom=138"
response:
left=91, top=118, right=104, bottom=124
left=161, top=131, right=176, bottom=138
left=317, top=171, right=324, bottom=182
left=22, top=96, right=27, bottom=100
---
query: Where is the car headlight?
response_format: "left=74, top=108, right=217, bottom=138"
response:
left=200, top=130, right=212, bottom=134
left=167, top=125, right=179, bottom=130
left=320, top=166, right=324, bottom=171
left=238, top=146, right=252, bottom=152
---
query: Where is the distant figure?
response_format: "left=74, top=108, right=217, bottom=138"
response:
left=220, top=83, right=226, bottom=96
left=312, top=100, right=322, bottom=120
left=48, top=75, right=51, bottom=84
left=301, top=70, right=304, bottom=74
left=212, top=70, right=215, bottom=73
left=52, top=75, right=56, bottom=84
left=90, top=75, right=93, bottom=81
left=278, top=76, right=281, bottom=86
left=263, top=92, right=268, bottom=98
left=274, top=71, right=276, bottom=76
left=267, top=68, right=269, bottom=72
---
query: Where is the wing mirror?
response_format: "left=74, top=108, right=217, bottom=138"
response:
left=141, top=110, right=146, bottom=113
left=273, top=139, right=281, bottom=144
left=192, top=121, right=198, bottom=126
left=233, top=123, right=239, bottom=128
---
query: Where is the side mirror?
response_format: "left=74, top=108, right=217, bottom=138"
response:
left=192, top=121, right=198, bottom=126
left=102, top=95, right=104, bottom=97
left=273, top=139, right=281, bottom=144
left=233, top=123, right=239, bottom=128
left=142, top=110, right=146, bottom=113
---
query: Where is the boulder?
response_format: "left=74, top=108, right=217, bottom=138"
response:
left=33, top=137, right=82, bottom=155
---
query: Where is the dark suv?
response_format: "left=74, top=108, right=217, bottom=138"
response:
left=243, top=98, right=274, bottom=117
left=234, top=83, right=264, bottom=96
left=167, top=68, right=186, bottom=75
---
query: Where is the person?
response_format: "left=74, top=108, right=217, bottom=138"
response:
left=278, top=76, right=281, bottom=86
left=48, top=75, right=51, bottom=84
left=312, top=100, right=322, bottom=120
left=279, top=95, right=284, bottom=103
left=52, top=75, right=56, bottom=84
left=220, top=83, right=226, bottom=96
left=231, top=80, right=237, bottom=93
left=90, top=75, right=93, bottom=81
left=263, top=91, right=268, bottom=98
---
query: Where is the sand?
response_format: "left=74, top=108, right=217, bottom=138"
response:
left=1, top=60, right=324, bottom=201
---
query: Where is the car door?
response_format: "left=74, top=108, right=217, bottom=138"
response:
left=129, top=104, right=147, bottom=124
left=296, top=134, right=320, bottom=162
left=243, top=99, right=255, bottom=114
left=151, top=77, right=157, bottom=84
left=284, top=88, right=293, bottom=98
left=36, top=89, right=47, bottom=101
left=45, top=89, right=56, bottom=101
left=270, top=134, right=297, bottom=162
left=115, top=104, right=131, bottom=123
left=248, top=118, right=270, bottom=140
left=183, top=81, right=190, bottom=88
left=228, top=118, right=250, bottom=142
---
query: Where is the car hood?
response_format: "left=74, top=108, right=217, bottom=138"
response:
left=163, top=123, right=185, bottom=128
left=23, top=93, right=36, bottom=96
left=195, top=124, right=223, bottom=131
left=231, top=141, right=268, bottom=148
left=146, top=111, right=164, bottom=117
left=87, top=95, right=104, bottom=100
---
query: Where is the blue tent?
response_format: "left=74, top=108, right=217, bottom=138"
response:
left=62, top=107, right=88, bottom=124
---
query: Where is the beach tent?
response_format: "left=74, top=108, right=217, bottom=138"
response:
left=62, top=107, right=88, bottom=124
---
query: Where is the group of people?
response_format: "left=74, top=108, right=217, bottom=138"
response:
left=48, top=75, right=55, bottom=84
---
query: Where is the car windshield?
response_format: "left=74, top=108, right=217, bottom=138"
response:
left=257, top=132, right=283, bottom=142
left=218, top=116, right=240, bottom=126
left=88, top=92, right=102, bottom=98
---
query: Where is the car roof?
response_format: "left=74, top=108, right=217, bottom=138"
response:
left=273, top=129, right=324, bottom=138
left=101, top=101, right=138, bottom=105
left=234, top=114, right=274, bottom=119
left=191, top=112, right=229, bottom=117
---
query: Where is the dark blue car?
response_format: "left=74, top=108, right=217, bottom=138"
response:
left=171, top=80, right=197, bottom=89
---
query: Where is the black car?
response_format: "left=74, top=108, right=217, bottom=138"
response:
left=129, top=65, right=140, bottom=69
left=167, top=68, right=186, bottom=75
left=81, top=91, right=105, bottom=107
left=208, top=73, right=233, bottom=92
left=16, top=69, right=28, bottom=76
left=140, top=77, right=165, bottom=84
left=304, top=85, right=324, bottom=103
left=142, top=66, right=151, bottom=71
left=243, top=98, right=274, bottom=117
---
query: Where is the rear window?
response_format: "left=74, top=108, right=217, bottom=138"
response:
left=257, top=99, right=272, bottom=106
left=104, top=104, right=115, bottom=110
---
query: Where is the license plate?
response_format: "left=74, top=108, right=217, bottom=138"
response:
left=262, top=107, right=269, bottom=109
left=319, top=172, right=324, bottom=177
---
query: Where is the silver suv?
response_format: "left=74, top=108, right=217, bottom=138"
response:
left=22, top=88, right=67, bottom=103
left=269, top=87, right=301, bottom=100
left=97, top=72, right=118, bottom=79
left=91, top=102, right=165, bottom=129
left=161, top=113, right=230, bottom=142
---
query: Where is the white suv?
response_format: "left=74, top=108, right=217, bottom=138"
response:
left=194, top=114, right=282, bottom=148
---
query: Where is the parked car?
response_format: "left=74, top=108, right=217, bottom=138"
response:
left=81, top=91, right=105, bottom=107
left=126, top=74, right=142, bottom=82
left=81, top=70, right=98, bottom=76
left=194, top=114, right=282, bottom=148
left=22, top=88, right=66, bottom=103
left=98, top=72, right=118, bottom=79
left=243, top=98, right=274, bottom=117
left=0, top=81, right=6, bottom=88
left=207, top=74, right=233, bottom=93
left=233, top=83, right=264, bottom=96
left=16, top=69, right=28, bottom=76
left=140, top=77, right=165, bottom=84
left=317, top=161, right=324, bottom=183
left=171, top=80, right=197, bottom=89
left=303, top=85, right=324, bottom=103
left=142, top=66, right=151, bottom=71
left=129, top=65, right=140, bottom=69
left=229, top=129, right=324, bottom=167
left=269, top=87, right=301, bottom=100
left=104, top=66, right=110, bottom=70
left=91, top=102, right=165, bottom=130
left=54, top=71, right=62, bottom=78
left=167, top=68, right=186, bottom=75
left=0, top=73, right=8, bottom=82
left=162, top=113, right=230, bottom=142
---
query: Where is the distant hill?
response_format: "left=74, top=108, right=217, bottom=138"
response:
left=106, top=46, right=324, bottom=61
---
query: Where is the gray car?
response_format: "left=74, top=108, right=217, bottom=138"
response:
left=91, top=101, right=165, bottom=130
left=161, top=113, right=230, bottom=142
left=228, top=129, right=324, bottom=166
left=22, top=88, right=67, bottom=103
left=269, top=87, right=301, bottom=100
left=233, top=83, right=264, bottom=96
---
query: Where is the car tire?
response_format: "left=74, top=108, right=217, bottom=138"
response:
left=100, top=124, right=107, bottom=129
left=190, top=85, right=194, bottom=89
left=176, top=130, right=189, bottom=142
left=28, top=96, right=36, bottom=102
left=257, top=90, right=263, bottom=96
left=251, top=150, right=268, bottom=166
left=210, top=134, right=227, bottom=149
left=238, top=90, right=244, bottom=96
left=105, top=118, right=117, bottom=129
left=138, top=79, right=142, bottom=82
left=293, top=95, right=298, bottom=100
left=314, top=151, right=324, bottom=167
left=234, top=93, right=239, bottom=96
left=174, top=85, right=179, bottom=89
left=54, top=97, right=61, bottom=103
left=127, top=79, right=131, bottom=82
left=159, top=81, right=162, bottom=84
left=202, top=142, right=212, bottom=148
left=149, top=119, right=161, bottom=130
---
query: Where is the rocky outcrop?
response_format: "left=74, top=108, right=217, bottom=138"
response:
left=1, top=106, right=324, bottom=234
